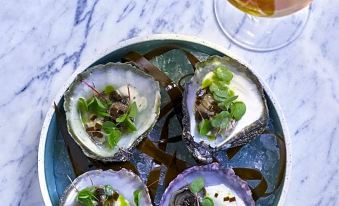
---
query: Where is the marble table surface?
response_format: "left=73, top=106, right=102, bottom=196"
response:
left=1, top=0, right=338, bottom=205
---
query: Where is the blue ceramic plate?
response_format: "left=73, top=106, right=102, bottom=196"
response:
left=38, top=35, right=291, bottom=206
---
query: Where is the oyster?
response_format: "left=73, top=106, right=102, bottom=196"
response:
left=160, top=163, right=254, bottom=206
left=64, top=62, right=161, bottom=161
left=60, top=169, right=152, bottom=206
left=183, top=56, right=268, bottom=162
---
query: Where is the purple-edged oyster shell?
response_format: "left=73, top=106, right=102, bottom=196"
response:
left=60, top=169, right=152, bottom=206
left=182, top=56, right=268, bottom=162
left=160, top=163, right=255, bottom=206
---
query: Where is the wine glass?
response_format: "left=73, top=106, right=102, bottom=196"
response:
left=214, top=0, right=312, bottom=51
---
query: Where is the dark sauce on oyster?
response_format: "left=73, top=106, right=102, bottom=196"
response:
left=170, top=187, right=198, bottom=206
left=195, top=88, right=221, bottom=120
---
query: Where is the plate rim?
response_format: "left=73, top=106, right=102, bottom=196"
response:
left=38, top=34, right=292, bottom=206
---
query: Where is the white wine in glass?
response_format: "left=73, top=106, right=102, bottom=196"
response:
left=214, top=0, right=312, bottom=51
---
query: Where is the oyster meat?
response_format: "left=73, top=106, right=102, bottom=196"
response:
left=183, top=55, right=268, bottom=162
left=60, top=169, right=152, bottom=206
left=64, top=62, right=161, bottom=161
left=160, top=163, right=255, bottom=206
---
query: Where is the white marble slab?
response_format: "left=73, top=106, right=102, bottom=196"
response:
left=0, top=0, right=338, bottom=205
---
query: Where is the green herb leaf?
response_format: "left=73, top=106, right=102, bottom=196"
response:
left=125, top=118, right=137, bottom=132
left=77, top=188, right=95, bottom=206
left=78, top=98, right=88, bottom=123
left=95, top=97, right=107, bottom=110
left=97, top=111, right=111, bottom=117
left=211, top=111, right=230, bottom=129
left=198, top=119, right=212, bottom=136
left=77, top=98, right=88, bottom=113
left=226, top=95, right=238, bottom=103
left=207, top=134, right=216, bottom=140
left=215, top=81, right=229, bottom=90
left=88, top=96, right=108, bottom=115
left=107, top=129, right=122, bottom=149
left=103, top=85, right=115, bottom=95
left=118, top=195, right=129, bottom=206
left=102, top=121, right=116, bottom=134
left=201, top=72, right=216, bottom=89
left=214, top=66, right=233, bottom=83
left=209, top=81, right=229, bottom=99
left=87, top=97, right=95, bottom=107
left=201, top=197, right=214, bottom=206
left=128, top=102, right=138, bottom=118
left=213, top=93, right=227, bottom=102
left=218, top=117, right=229, bottom=129
left=133, top=189, right=142, bottom=206
left=77, top=189, right=92, bottom=199
left=116, top=113, right=127, bottom=123
left=189, top=177, right=205, bottom=194
left=217, top=95, right=238, bottom=110
left=231, top=101, right=246, bottom=120
left=78, top=198, right=94, bottom=206
left=213, top=88, right=229, bottom=98
left=209, top=83, right=219, bottom=94
left=217, top=102, right=229, bottom=111
left=228, top=89, right=235, bottom=97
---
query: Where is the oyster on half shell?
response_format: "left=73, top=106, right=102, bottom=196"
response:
left=60, top=169, right=152, bottom=206
left=64, top=62, right=161, bottom=161
left=182, top=56, right=268, bottom=162
left=160, top=163, right=255, bottom=206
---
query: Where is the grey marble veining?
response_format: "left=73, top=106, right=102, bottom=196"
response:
left=0, top=0, right=338, bottom=205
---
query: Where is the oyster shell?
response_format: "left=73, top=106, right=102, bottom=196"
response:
left=64, top=62, right=161, bottom=161
left=183, top=56, right=268, bottom=162
left=160, top=163, right=254, bottom=206
left=60, top=169, right=152, bottom=206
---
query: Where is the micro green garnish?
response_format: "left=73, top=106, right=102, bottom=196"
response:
left=77, top=97, right=88, bottom=123
left=201, top=72, right=215, bottom=89
left=77, top=187, right=96, bottom=206
left=102, top=121, right=116, bottom=133
left=198, top=65, right=246, bottom=138
left=198, top=119, right=212, bottom=136
left=129, top=101, right=138, bottom=118
left=188, top=177, right=215, bottom=206
left=107, top=127, right=122, bottom=149
left=125, top=118, right=137, bottom=132
left=118, top=195, right=129, bottom=206
left=78, top=97, right=88, bottom=112
left=201, top=197, right=214, bottom=206
left=231, top=101, right=246, bottom=121
left=133, top=189, right=142, bottom=206
left=207, top=134, right=216, bottom=140
left=214, top=66, right=233, bottom=83
left=116, top=101, right=138, bottom=132
left=103, top=85, right=115, bottom=95
left=201, top=66, right=233, bottom=89
left=87, top=96, right=110, bottom=117
left=217, top=95, right=238, bottom=110
left=103, top=101, right=138, bottom=149
left=210, top=111, right=230, bottom=129
left=77, top=84, right=138, bottom=150
left=189, top=177, right=205, bottom=194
